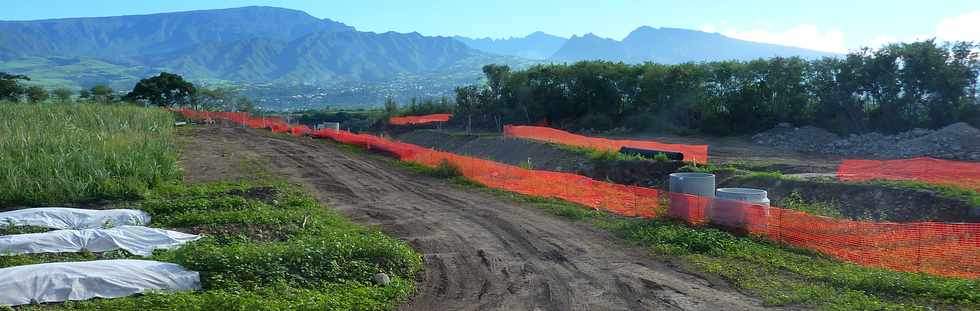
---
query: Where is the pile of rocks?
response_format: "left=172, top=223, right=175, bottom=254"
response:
left=751, top=123, right=840, bottom=153
left=753, top=122, right=980, bottom=161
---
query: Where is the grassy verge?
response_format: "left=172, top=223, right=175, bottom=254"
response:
left=553, top=144, right=653, bottom=161
left=2, top=181, right=422, bottom=310
left=865, top=180, right=980, bottom=207
left=380, top=154, right=979, bottom=310
left=0, top=103, right=181, bottom=205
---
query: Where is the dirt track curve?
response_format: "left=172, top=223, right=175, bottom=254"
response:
left=180, top=126, right=771, bottom=311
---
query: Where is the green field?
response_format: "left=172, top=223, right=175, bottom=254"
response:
left=0, top=103, right=181, bottom=205
left=0, top=104, right=422, bottom=309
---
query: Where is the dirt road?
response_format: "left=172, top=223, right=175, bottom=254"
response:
left=179, top=126, right=770, bottom=311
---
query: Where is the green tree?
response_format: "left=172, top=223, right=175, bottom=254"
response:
left=195, top=87, right=234, bottom=111
left=453, top=40, right=979, bottom=134
left=126, top=72, right=196, bottom=107
left=52, top=87, right=73, bottom=103
left=90, top=85, right=114, bottom=104
left=383, top=97, right=398, bottom=116
left=0, top=72, right=30, bottom=102
left=79, top=89, right=91, bottom=100
left=25, top=86, right=48, bottom=103
left=236, top=96, right=255, bottom=113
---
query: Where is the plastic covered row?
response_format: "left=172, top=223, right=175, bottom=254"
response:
left=0, top=260, right=200, bottom=307
left=0, top=208, right=150, bottom=230
left=0, top=226, right=200, bottom=257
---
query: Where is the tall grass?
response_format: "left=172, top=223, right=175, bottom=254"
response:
left=0, top=103, right=180, bottom=205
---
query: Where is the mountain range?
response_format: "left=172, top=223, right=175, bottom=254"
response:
left=454, top=26, right=834, bottom=63
left=453, top=31, right=568, bottom=60
left=0, top=6, right=837, bottom=106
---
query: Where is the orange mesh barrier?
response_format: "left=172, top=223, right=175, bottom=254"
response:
left=838, top=157, right=980, bottom=192
left=405, top=151, right=663, bottom=218
left=668, top=196, right=979, bottom=279
left=270, top=123, right=290, bottom=133
left=503, top=125, right=709, bottom=164
left=389, top=113, right=452, bottom=126
left=177, top=108, right=979, bottom=279
left=290, top=125, right=312, bottom=137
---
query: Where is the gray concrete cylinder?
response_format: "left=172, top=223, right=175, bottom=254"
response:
left=668, top=173, right=716, bottom=197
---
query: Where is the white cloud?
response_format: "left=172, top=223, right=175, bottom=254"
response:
left=702, top=23, right=847, bottom=53
left=936, top=10, right=980, bottom=42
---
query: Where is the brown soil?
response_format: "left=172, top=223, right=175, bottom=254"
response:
left=179, top=126, right=771, bottom=311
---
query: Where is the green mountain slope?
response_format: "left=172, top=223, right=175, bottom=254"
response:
left=0, top=6, right=527, bottom=95
left=0, top=6, right=354, bottom=62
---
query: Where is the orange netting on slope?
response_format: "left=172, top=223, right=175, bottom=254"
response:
left=666, top=195, right=980, bottom=279
left=389, top=113, right=453, bottom=126
left=175, top=108, right=979, bottom=279
left=838, top=157, right=980, bottom=192
left=310, top=127, right=663, bottom=217
left=175, top=108, right=314, bottom=135
left=503, top=125, right=709, bottom=164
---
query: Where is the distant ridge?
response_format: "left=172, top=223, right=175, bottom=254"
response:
left=459, top=26, right=836, bottom=63
left=454, top=31, right=567, bottom=60
left=0, top=6, right=525, bottom=89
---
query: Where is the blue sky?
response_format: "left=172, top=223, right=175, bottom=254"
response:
left=3, top=0, right=980, bottom=53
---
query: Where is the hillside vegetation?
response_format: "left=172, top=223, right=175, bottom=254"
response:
left=455, top=40, right=980, bottom=135
left=0, top=6, right=526, bottom=91
left=0, top=103, right=180, bottom=205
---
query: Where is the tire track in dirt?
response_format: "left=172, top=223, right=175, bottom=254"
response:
left=181, top=127, right=772, bottom=311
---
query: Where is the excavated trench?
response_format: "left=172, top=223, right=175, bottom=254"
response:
left=395, top=130, right=978, bottom=223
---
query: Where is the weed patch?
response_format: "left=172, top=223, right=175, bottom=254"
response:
left=5, top=182, right=422, bottom=310
left=0, top=103, right=180, bottom=206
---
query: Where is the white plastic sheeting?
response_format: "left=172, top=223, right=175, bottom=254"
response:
left=0, top=259, right=200, bottom=307
left=0, top=208, right=150, bottom=230
left=0, top=226, right=200, bottom=257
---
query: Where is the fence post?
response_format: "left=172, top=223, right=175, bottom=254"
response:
left=777, top=208, right=783, bottom=244
left=915, top=224, right=922, bottom=274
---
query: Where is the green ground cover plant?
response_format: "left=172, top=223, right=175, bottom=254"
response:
left=2, top=182, right=422, bottom=310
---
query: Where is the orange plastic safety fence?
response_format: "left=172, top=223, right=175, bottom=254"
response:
left=175, top=108, right=314, bottom=135
left=389, top=113, right=452, bottom=126
left=290, top=125, right=312, bottom=137
left=838, top=157, right=980, bottom=192
left=503, top=125, right=709, bottom=164
left=837, top=157, right=980, bottom=191
left=667, top=194, right=980, bottom=279
left=176, top=108, right=979, bottom=279
left=405, top=151, right=664, bottom=218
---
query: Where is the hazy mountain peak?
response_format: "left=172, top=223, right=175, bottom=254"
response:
left=552, top=25, right=835, bottom=64
left=454, top=31, right=568, bottom=60
left=526, top=31, right=563, bottom=39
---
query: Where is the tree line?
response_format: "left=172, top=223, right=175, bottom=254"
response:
left=454, top=40, right=980, bottom=134
left=0, top=72, right=257, bottom=112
